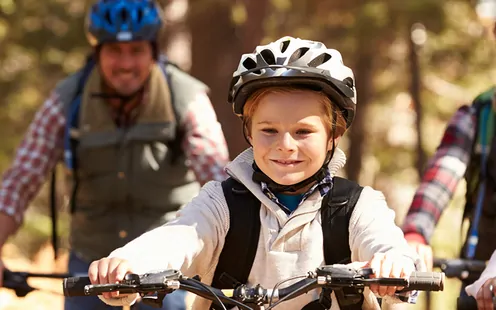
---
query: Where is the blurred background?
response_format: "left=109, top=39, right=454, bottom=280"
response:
left=0, top=0, right=495, bottom=309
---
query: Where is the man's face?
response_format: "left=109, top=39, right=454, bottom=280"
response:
left=98, top=41, right=154, bottom=96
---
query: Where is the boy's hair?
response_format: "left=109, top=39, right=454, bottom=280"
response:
left=242, top=86, right=347, bottom=139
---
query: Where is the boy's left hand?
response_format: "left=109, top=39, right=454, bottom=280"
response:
left=367, top=252, right=416, bottom=297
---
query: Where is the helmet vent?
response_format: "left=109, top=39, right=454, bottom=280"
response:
left=136, top=8, right=144, bottom=23
left=242, top=57, right=261, bottom=74
left=280, top=39, right=290, bottom=53
left=307, top=53, right=331, bottom=68
left=104, top=10, right=112, bottom=24
left=288, top=47, right=309, bottom=64
left=120, top=8, right=129, bottom=22
left=260, top=49, right=275, bottom=65
left=343, top=77, right=354, bottom=88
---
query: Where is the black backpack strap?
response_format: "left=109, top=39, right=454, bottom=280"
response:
left=464, top=88, right=494, bottom=219
left=211, top=177, right=261, bottom=291
left=158, top=55, right=208, bottom=165
left=49, top=169, right=58, bottom=259
left=318, top=176, right=364, bottom=310
left=322, top=176, right=363, bottom=265
left=49, top=54, right=95, bottom=259
left=158, top=57, right=183, bottom=164
left=212, top=176, right=364, bottom=310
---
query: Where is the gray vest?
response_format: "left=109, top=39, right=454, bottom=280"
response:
left=55, top=62, right=208, bottom=261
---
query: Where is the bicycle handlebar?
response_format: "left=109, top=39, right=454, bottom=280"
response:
left=433, top=258, right=486, bottom=281
left=3, top=269, right=72, bottom=297
left=63, top=265, right=445, bottom=310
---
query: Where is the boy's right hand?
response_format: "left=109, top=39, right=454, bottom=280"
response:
left=88, top=257, right=133, bottom=300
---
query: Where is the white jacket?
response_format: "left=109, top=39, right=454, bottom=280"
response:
left=466, top=250, right=496, bottom=297
left=101, top=148, right=420, bottom=309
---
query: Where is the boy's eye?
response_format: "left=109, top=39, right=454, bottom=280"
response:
left=296, top=129, right=312, bottom=135
left=261, top=128, right=277, bottom=134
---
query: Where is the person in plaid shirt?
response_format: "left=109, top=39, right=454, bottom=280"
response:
left=402, top=92, right=496, bottom=308
left=0, top=0, right=229, bottom=309
left=402, top=3, right=496, bottom=304
left=402, top=104, right=475, bottom=267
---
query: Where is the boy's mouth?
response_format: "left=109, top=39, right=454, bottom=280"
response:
left=271, top=159, right=303, bottom=166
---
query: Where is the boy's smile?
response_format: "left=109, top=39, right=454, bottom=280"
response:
left=270, top=159, right=303, bottom=167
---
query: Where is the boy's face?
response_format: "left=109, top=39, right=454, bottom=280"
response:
left=248, top=91, right=334, bottom=187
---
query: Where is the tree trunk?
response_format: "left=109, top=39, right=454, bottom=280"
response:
left=345, top=34, right=374, bottom=182
left=188, top=1, right=242, bottom=158
left=408, top=24, right=427, bottom=178
left=187, top=0, right=268, bottom=158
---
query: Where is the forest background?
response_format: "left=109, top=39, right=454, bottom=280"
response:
left=0, top=0, right=494, bottom=309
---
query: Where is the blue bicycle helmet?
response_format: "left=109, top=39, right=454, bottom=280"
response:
left=86, top=0, right=163, bottom=46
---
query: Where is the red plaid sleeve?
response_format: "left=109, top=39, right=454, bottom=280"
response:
left=0, top=93, right=65, bottom=225
left=402, top=105, right=476, bottom=242
left=181, top=92, right=229, bottom=185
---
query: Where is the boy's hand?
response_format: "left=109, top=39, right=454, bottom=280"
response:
left=367, top=252, right=415, bottom=297
left=88, top=257, right=133, bottom=299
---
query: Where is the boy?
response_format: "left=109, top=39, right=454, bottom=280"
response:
left=88, top=36, right=420, bottom=309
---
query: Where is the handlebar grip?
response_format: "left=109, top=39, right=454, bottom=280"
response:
left=456, top=296, right=477, bottom=310
left=407, top=272, right=444, bottom=291
left=63, top=276, right=91, bottom=297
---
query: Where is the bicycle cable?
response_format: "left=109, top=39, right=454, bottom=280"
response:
left=266, top=278, right=318, bottom=310
left=186, top=277, right=227, bottom=310
left=268, top=274, right=308, bottom=306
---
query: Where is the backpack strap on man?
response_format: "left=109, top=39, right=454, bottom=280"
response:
left=315, top=176, right=364, bottom=310
left=157, top=56, right=182, bottom=164
left=211, top=177, right=261, bottom=289
left=464, top=87, right=495, bottom=217
left=49, top=54, right=95, bottom=259
left=157, top=54, right=209, bottom=164
left=463, top=88, right=496, bottom=259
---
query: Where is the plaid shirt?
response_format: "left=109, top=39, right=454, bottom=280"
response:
left=402, top=105, right=476, bottom=243
left=261, top=169, right=333, bottom=214
left=0, top=89, right=229, bottom=225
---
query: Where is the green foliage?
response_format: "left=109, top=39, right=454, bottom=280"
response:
left=0, top=0, right=91, bottom=169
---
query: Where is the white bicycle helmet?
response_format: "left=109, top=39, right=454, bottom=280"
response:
left=228, top=36, right=357, bottom=128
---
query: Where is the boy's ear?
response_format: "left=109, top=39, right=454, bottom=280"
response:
left=328, top=136, right=341, bottom=150
left=247, top=135, right=253, bottom=145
